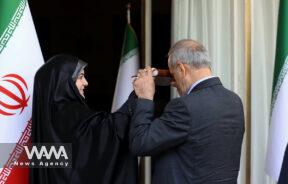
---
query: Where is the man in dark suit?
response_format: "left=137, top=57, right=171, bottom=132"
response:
left=130, top=39, right=245, bottom=184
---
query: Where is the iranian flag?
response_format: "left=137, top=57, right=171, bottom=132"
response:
left=0, top=0, right=43, bottom=183
left=111, top=23, right=139, bottom=112
left=266, top=0, right=288, bottom=183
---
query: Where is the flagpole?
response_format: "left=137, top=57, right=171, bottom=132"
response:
left=127, top=3, right=131, bottom=25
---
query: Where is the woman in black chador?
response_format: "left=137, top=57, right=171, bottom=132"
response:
left=30, top=55, right=137, bottom=184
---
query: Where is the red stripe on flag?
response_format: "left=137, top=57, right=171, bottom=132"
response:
left=0, top=119, right=32, bottom=184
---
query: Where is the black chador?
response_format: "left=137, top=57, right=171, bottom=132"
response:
left=30, top=55, right=137, bottom=184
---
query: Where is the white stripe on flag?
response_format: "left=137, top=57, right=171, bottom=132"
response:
left=266, top=72, right=288, bottom=180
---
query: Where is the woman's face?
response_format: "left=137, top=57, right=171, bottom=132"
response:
left=75, top=69, right=88, bottom=98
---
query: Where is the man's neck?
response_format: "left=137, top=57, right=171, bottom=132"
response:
left=188, top=67, right=212, bottom=87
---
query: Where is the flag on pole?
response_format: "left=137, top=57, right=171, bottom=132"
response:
left=0, top=0, right=44, bottom=183
left=111, top=5, right=139, bottom=112
left=266, top=0, right=288, bottom=183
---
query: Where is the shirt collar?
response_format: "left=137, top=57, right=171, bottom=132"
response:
left=187, top=76, right=216, bottom=94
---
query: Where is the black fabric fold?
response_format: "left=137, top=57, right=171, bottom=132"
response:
left=279, top=143, right=288, bottom=184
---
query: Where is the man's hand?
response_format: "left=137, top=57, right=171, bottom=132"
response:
left=133, top=66, right=155, bottom=100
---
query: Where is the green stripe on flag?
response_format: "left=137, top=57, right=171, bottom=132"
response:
left=0, top=0, right=26, bottom=54
left=120, top=24, right=138, bottom=64
left=121, top=48, right=138, bottom=64
left=273, top=0, right=288, bottom=91
left=271, top=0, right=288, bottom=110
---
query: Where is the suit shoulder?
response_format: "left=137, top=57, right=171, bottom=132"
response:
left=181, top=84, right=243, bottom=108
left=222, top=87, right=243, bottom=104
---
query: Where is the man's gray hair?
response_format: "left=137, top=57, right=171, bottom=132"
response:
left=168, top=39, right=211, bottom=69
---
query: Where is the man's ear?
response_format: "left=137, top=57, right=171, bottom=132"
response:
left=176, top=61, right=187, bottom=76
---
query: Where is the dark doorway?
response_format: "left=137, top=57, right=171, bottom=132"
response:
left=29, top=0, right=171, bottom=112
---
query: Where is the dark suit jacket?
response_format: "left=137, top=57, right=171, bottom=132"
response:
left=130, top=77, right=245, bottom=184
